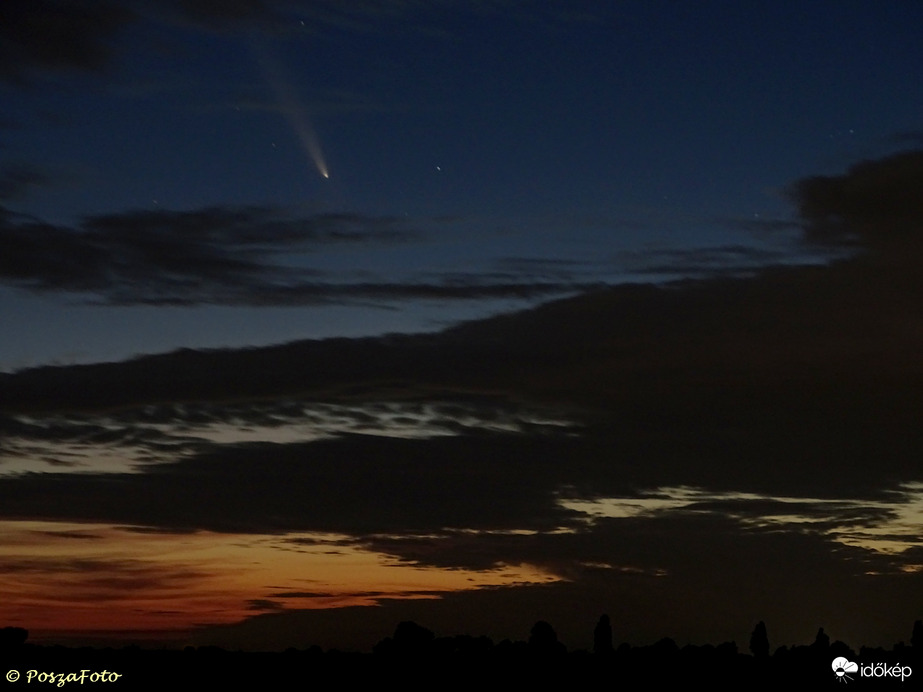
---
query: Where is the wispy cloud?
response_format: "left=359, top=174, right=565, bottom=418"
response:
left=0, top=163, right=51, bottom=201
left=0, top=205, right=433, bottom=305
left=0, top=202, right=615, bottom=306
left=616, top=244, right=799, bottom=278
left=1, top=1, right=615, bottom=87
left=0, top=0, right=133, bottom=84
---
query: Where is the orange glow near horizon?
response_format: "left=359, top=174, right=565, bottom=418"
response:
left=0, top=520, right=559, bottom=643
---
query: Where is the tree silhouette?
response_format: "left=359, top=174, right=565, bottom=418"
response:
left=0, top=627, right=27, bottom=649
left=528, top=620, right=565, bottom=656
left=811, top=627, right=830, bottom=651
left=593, top=614, right=613, bottom=655
left=373, top=620, right=436, bottom=656
left=392, top=620, right=435, bottom=652
left=749, top=621, right=769, bottom=658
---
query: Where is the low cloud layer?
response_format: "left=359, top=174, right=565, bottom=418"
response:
left=788, top=150, right=923, bottom=253
left=0, top=203, right=609, bottom=305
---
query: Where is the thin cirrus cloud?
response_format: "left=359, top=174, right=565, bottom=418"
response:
left=0, top=0, right=530, bottom=86
left=0, top=163, right=52, bottom=202
left=8, top=204, right=803, bottom=310
left=0, top=0, right=349, bottom=86
left=616, top=244, right=800, bottom=278
left=0, top=397, right=575, bottom=475
left=0, top=205, right=427, bottom=305
left=0, top=0, right=133, bottom=84
left=0, top=0, right=611, bottom=92
left=0, top=203, right=606, bottom=306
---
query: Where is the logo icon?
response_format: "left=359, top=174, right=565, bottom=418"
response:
left=832, top=657, right=859, bottom=683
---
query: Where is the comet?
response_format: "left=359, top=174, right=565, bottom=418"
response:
left=252, top=42, right=330, bottom=181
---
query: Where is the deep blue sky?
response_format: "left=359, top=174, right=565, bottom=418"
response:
left=1, top=0, right=921, bottom=369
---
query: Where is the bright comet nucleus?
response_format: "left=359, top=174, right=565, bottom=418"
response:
left=253, top=42, right=330, bottom=182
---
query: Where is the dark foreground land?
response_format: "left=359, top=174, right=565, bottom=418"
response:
left=2, top=623, right=921, bottom=690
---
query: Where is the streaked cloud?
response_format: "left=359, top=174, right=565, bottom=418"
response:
left=0, top=205, right=418, bottom=305
left=0, top=163, right=52, bottom=201
left=0, top=0, right=133, bottom=84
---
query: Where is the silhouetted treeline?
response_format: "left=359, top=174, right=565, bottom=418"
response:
left=2, top=621, right=921, bottom=690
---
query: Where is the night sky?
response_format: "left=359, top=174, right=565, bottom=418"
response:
left=2, top=0, right=923, bottom=653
